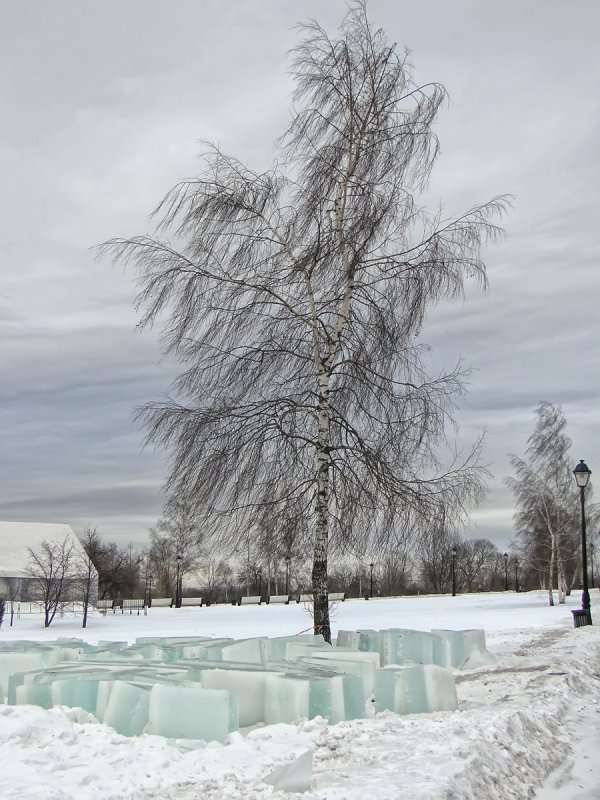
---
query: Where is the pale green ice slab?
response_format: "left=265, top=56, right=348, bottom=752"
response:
left=301, top=652, right=377, bottom=699
left=431, top=629, right=496, bottom=669
left=220, top=637, right=267, bottom=665
left=265, top=634, right=327, bottom=662
left=146, top=684, right=238, bottom=742
left=0, top=652, right=50, bottom=698
left=2, top=629, right=467, bottom=737
left=264, top=674, right=310, bottom=724
left=15, top=682, right=52, bottom=709
left=200, top=668, right=278, bottom=727
left=101, top=681, right=151, bottom=736
left=375, top=663, right=458, bottom=715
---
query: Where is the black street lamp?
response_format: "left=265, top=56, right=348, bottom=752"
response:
left=451, top=547, right=457, bottom=597
left=514, top=560, right=519, bottom=593
left=285, top=556, right=291, bottom=596
left=503, top=552, right=508, bottom=591
left=369, top=562, right=374, bottom=598
left=573, top=460, right=592, bottom=625
left=175, top=553, right=182, bottom=608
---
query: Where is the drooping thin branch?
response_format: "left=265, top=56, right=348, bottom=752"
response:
left=101, top=2, right=507, bottom=641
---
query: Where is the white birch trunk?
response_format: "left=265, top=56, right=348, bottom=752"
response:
left=548, top=533, right=555, bottom=607
left=557, top=556, right=566, bottom=604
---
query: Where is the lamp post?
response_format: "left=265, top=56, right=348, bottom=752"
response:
left=503, top=552, right=508, bottom=591
left=285, top=556, right=291, bottom=596
left=514, top=560, right=519, bottom=593
left=258, top=567, right=263, bottom=599
left=369, top=562, right=374, bottom=599
left=451, top=547, right=457, bottom=597
left=573, top=460, right=592, bottom=624
left=175, top=553, right=182, bottom=608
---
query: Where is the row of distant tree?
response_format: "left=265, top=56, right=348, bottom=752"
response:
left=13, top=400, right=599, bottom=630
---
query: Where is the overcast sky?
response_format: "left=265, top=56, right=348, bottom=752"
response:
left=1, top=0, right=599, bottom=552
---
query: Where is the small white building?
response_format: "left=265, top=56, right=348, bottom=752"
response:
left=0, top=521, right=97, bottom=602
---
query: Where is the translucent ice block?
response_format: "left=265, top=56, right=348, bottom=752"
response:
left=308, top=675, right=346, bottom=724
left=146, top=684, right=238, bottom=742
left=336, top=629, right=381, bottom=654
left=431, top=629, right=496, bottom=669
left=219, top=638, right=267, bottom=665
left=300, top=650, right=379, bottom=698
left=265, top=634, right=326, bottom=662
left=264, top=749, right=313, bottom=793
left=264, top=674, right=310, bottom=724
left=15, top=682, right=52, bottom=709
left=200, top=668, right=277, bottom=727
left=375, top=664, right=457, bottom=715
left=100, top=681, right=151, bottom=736
left=0, top=652, right=49, bottom=698
left=264, top=670, right=363, bottom=724
left=51, top=678, right=102, bottom=715
left=380, top=629, right=443, bottom=666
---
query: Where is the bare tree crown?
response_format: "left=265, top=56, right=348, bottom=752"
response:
left=101, top=2, right=507, bottom=640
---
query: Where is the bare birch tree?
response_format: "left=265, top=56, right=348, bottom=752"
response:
left=505, top=402, right=580, bottom=605
left=101, top=3, right=506, bottom=641
left=147, top=498, right=204, bottom=597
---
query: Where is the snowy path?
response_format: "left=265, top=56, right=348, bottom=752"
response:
left=533, top=660, right=600, bottom=800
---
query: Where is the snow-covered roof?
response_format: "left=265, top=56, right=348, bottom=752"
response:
left=0, top=521, right=87, bottom=577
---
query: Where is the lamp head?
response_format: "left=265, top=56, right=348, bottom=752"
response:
left=573, top=459, right=592, bottom=488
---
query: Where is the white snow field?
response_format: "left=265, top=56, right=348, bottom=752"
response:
left=0, top=590, right=598, bottom=799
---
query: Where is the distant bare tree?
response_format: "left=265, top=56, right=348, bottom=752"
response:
left=380, top=549, right=412, bottom=597
left=81, top=531, right=133, bottom=600
left=0, top=577, right=22, bottom=627
left=147, top=498, right=204, bottom=597
left=507, top=404, right=600, bottom=599
left=198, top=559, right=233, bottom=603
left=27, top=538, right=76, bottom=628
left=416, top=511, right=462, bottom=593
left=79, top=526, right=100, bottom=628
left=505, top=403, right=583, bottom=605
left=101, top=3, right=506, bottom=641
left=457, top=538, right=499, bottom=592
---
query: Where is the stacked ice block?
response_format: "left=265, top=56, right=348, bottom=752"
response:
left=0, top=627, right=495, bottom=740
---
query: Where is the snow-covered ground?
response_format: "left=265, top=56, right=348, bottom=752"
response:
left=0, top=590, right=598, bottom=799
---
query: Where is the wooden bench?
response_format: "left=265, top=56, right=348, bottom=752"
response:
left=122, top=598, right=146, bottom=615
left=267, top=595, right=291, bottom=605
left=148, top=597, right=173, bottom=608
left=239, top=595, right=263, bottom=606
left=96, top=599, right=112, bottom=614
left=180, top=597, right=203, bottom=607
left=295, top=592, right=345, bottom=603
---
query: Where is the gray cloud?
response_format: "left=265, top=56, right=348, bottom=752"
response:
left=2, top=0, right=599, bottom=551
